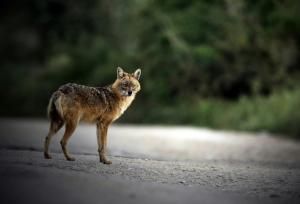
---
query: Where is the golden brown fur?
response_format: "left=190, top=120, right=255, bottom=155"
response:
left=44, top=67, right=141, bottom=164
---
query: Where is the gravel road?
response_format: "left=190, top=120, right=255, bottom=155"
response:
left=0, top=118, right=300, bottom=203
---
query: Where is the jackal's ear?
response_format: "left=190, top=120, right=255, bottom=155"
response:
left=133, top=69, right=141, bottom=80
left=117, top=67, right=125, bottom=79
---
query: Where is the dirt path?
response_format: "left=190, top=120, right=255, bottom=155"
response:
left=0, top=119, right=300, bottom=203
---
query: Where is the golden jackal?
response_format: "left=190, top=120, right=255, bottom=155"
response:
left=44, top=67, right=141, bottom=164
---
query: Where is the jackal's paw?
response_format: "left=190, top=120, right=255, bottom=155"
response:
left=67, top=157, right=76, bottom=161
left=102, top=160, right=112, bottom=165
left=100, top=156, right=112, bottom=165
left=44, top=153, right=52, bottom=159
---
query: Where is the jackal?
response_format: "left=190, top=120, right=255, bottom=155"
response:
left=44, top=67, right=141, bottom=164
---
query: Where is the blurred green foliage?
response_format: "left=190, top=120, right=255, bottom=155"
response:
left=0, top=0, right=300, bottom=137
left=124, top=88, right=300, bottom=138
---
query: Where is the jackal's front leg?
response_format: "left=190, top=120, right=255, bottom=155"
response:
left=97, top=122, right=112, bottom=165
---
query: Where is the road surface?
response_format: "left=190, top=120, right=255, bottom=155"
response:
left=0, top=118, right=300, bottom=203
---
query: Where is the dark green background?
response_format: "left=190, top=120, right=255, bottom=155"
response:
left=1, top=0, right=300, bottom=137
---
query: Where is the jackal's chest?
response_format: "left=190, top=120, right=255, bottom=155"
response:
left=112, top=96, right=135, bottom=121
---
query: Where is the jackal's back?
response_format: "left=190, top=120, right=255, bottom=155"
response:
left=58, top=83, right=116, bottom=107
left=52, top=83, right=120, bottom=122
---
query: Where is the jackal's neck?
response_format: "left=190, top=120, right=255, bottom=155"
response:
left=109, top=84, right=135, bottom=116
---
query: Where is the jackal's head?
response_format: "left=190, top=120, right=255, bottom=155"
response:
left=112, top=67, right=141, bottom=97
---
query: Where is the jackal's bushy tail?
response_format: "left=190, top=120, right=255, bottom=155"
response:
left=47, top=91, right=64, bottom=120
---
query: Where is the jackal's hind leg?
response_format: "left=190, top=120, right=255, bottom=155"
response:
left=60, top=121, right=77, bottom=161
left=44, top=120, right=64, bottom=159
